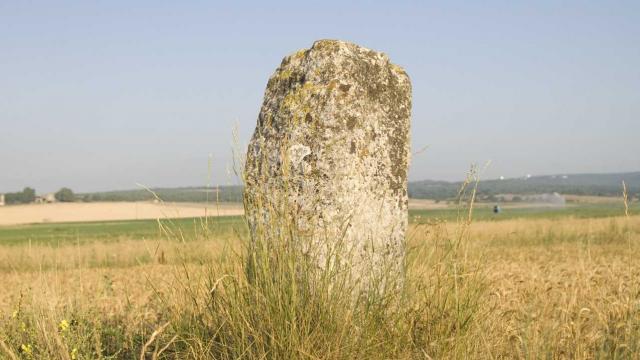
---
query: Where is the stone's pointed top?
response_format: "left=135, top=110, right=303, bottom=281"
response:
left=279, top=39, right=407, bottom=85
left=311, top=38, right=344, bottom=46
left=311, top=39, right=366, bottom=50
left=310, top=39, right=390, bottom=61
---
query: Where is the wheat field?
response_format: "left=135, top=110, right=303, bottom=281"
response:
left=0, top=208, right=638, bottom=359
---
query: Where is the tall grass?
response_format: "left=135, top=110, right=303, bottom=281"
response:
left=1, top=214, right=639, bottom=358
left=160, top=139, right=487, bottom=358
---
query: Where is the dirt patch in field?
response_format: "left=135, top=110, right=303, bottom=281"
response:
left=0, top=202, right=244, bottom=226
left=0, top=199, right=456, bottom=226
left=407, top=199, right=451, bottom=210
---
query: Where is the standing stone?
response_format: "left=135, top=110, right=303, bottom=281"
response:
left=244, top=39, right=411, bottom=291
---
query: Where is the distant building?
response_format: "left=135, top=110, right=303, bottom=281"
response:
left=0, top=194, right=5, bottom=206
left=34, top=193, right=57, bottom=204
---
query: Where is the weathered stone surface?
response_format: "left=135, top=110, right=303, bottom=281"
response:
left=244, top=39, right=411, bottom=289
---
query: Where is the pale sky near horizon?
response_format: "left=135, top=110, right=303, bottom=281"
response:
left=1, top=1, right=639, bottom=193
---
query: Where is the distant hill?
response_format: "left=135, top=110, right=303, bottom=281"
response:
left=409, top=172, right=640, bottom=200
left=80, top=186, right=243, bottom=203
left=77, top=172, right=640, bottom=203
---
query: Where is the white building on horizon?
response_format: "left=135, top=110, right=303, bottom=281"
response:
left=34, top=193, right=56, bottom=204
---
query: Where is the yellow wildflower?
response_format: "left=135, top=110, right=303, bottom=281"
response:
left=58, top=319, right=70, bottom=332
left=20, top=343, right=33, bottom=356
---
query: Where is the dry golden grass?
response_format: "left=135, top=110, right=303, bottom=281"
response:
left=0, top=214, right=638, bottom=358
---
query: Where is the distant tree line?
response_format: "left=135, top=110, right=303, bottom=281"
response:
left=5, top=172, right=638, bottom=205
left=409, top=172, right=640, bottom=201
left=3, top=187, right=76, bottom=204
left=55, top=188, right=76, bottom=202
left=79, top=186, right=244, bottom=203
left=4, top=187, right=36, bottom=204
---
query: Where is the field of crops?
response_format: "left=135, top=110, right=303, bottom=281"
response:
left=0, top=201, right=639, bottom=358
left=1, top=202, right=636, bottom=245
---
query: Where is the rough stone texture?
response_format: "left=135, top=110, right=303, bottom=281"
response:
left=245, top=39, right=411, bottom=288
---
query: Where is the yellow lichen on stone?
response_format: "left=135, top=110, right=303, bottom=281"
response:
left=312, top=39, right=340, bottom=52
left=293, top=49, right=306, bottom=59
left=281, top=82, right=318, bottom=109
left=277, top=68, right=293, bottom=81
left=280, top=82, right=318, bottom=125
left=390, top=63, right=406, bottom=76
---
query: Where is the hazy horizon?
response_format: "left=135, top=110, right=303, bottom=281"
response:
left=2, top=1, right=639, bottom=193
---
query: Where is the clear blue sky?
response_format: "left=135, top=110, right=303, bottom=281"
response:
left=1, top=1, right=638, bottom=193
